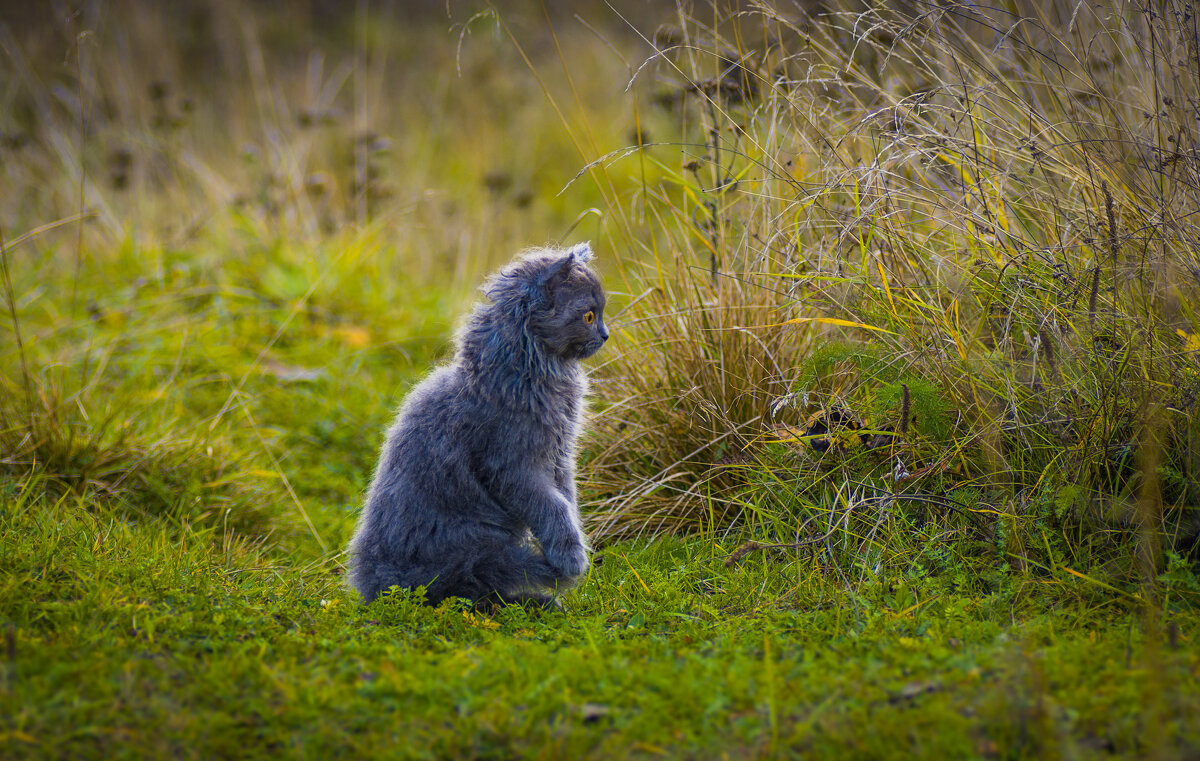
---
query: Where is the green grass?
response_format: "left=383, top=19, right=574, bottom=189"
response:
left=3, top=1, right=1200, bottom=758
left=4, top=485, right=1198, bottom=760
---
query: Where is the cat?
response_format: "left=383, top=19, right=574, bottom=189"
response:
left=347, top=242, right=608, bottom=607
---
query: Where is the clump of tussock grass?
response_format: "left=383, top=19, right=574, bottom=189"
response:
left=583, top=0, right=1200, bottom=578
left=0, top=365, right=281, bottom=540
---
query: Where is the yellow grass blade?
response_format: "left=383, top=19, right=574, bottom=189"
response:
left=748, top=316, right=896, bottom=334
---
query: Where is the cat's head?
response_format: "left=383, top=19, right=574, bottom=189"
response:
left=485, top=243, right=609, bottom=361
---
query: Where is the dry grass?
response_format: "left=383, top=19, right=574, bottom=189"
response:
left=582, top=0, right=1200, bottom=578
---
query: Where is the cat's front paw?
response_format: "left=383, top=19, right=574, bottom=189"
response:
left=545, top=540, right=589, bottom=580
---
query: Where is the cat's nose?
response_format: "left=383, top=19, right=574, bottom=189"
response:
left=599, top=323, right=609, bottom=342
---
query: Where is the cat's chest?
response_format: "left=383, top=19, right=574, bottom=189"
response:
left=531, top=371, right=582, bottom=421
left=535, top=391, right=579, bottom=448
left=524, top=380, right=581, bottom=458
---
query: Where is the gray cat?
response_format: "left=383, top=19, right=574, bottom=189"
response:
left=347, top=243, right=608, bottom=607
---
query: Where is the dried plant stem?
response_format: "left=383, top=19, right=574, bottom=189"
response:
left=1087, top=265, right=1101, bottom=330
left=1104, top=181, right=1118, bottom=272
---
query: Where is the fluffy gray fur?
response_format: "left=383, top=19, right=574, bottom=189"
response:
left=347, top=243, right=608, bottom=606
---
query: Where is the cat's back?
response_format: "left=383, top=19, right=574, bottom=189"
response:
left=383, top=363, right=473, bottom=450
left=364, top=363, right=481, bottom=513
left=397, top=363, right=463, bottom=415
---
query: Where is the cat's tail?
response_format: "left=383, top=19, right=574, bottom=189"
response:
left=346, top=555, right=409, bottom=604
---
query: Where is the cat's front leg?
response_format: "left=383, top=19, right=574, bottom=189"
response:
left=554, top=459, right=577, bottom=507
left=529, top=481, right=588, bottom=580
left=486, top=468, right=588, bottom=581
left=543, top=530, right=588, bottom=580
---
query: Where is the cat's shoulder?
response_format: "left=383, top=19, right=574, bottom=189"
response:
left=397, top=363, right=467, bottom=412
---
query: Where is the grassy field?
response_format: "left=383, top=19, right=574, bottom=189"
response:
left=3, top=0, right=1200, bottom=758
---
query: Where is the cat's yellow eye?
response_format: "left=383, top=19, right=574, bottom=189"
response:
left=583, top=311, right=595, bottom=325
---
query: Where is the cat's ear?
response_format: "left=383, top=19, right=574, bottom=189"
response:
left=538, top=251, right=577, bottom=302
left=564, top=241, right=594, bottom=264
